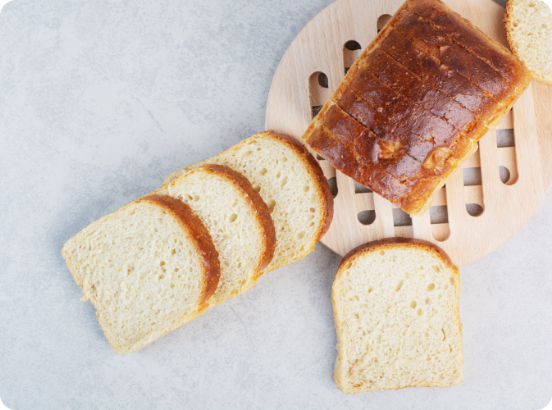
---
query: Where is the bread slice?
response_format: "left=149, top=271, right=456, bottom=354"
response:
left=164, top=131, right=334, bottom=274
left=332, top=238, right=463, bottom=393
left=61, top=194, right=220, bottom=355
left=505, top=0, right=552, bottom=85
left=164, top=164, right=276, bottom=307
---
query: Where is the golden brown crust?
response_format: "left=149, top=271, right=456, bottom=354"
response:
left=339, top=237, right=458, bottom=275
left=394, top=134, right=479, bottom=215
left=411, top=0, right=531, bottom=85
left=378, top=29, right=498, bottom=119
left=260, top=131, right=335, bottom=240
left=193, top=164, right=277, bottom=278
left=307, top=123, right=412, bottom=200
left=139, top=194, right=220, bottom=306
left=302, top=0, right=530, bottom=216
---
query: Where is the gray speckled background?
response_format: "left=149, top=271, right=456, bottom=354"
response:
left=1, top=0, right=551, bottom=409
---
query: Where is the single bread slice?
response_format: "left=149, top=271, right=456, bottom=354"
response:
left=165, top=164, right=276, bottom=307
left=332, top=238, right=463, bottom=394
left=164, top=131, right=334, bottom=274
left=505, top=0, right=552, bottom=85
left=61, top=195, right=220, bottom=355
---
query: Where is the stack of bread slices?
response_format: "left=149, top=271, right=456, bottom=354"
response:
left=62, top=131, right=334, bottom=354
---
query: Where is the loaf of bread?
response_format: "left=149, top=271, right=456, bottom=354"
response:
left=165, top=131, right=334, bottom=275
left=162, top=164, right=276, bottom=307
left=505, top=0, right=552, bottom=85
left=62, top=195, right=220, bottom=355
left=332, top=238, right=463, bottom=393
left=303, top=0, right=532, bottom=215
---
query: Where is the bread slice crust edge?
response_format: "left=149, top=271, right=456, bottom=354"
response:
left=139, top=195, right=221, bottom=305
left=260, top=132, right=334, bottom=241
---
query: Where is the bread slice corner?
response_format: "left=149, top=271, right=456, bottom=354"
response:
left=505, top=0, right=552, bottom=85
left=61, top=194, right=220, bottom=354
left=332, top=238, right=463, bottom=393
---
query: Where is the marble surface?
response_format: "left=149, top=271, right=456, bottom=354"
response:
left=1, top=0, right=551, bottom=409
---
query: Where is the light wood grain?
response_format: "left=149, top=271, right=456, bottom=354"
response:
left=266, top=0, right=552, bottom=266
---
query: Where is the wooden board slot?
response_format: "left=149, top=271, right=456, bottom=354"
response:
left=358, top=210, right=377, bottom=225
left=343, top=41, right=362, bottom=74
left=463, top=167, right=483, bottom=186
left=327, top=176, right=338, bottom=197
left=377, top=14, right=392, bottom=32
left=393, top=208, right=412, bottom=227
left=309, top=72, right=330, bottom=119
left=354, top=181, right=372, bottom=194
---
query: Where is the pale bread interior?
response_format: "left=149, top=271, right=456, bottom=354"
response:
left=62, top=200, right=207, bottom=354
left=167, top=167, right=266, bottom=306
left=333, top=244, right=463, bottom=393
left=165, top=133, right=324, bottom=273
left=506, top=0, right=552, bottom=84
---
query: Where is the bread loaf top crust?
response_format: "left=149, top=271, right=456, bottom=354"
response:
left=412, top=0, right=530, bottom=85
left=303, top=0, right=532, bottom=215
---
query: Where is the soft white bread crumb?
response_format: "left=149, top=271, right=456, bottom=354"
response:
left=167, top=164, right=276, bottom=307
left=164, top=131, right=333, bottom=275
left=61, top=195, right=220, bottom=355
left=332, top=238, right=463, bottom=393
left=505, top=0, right=552, bottom=84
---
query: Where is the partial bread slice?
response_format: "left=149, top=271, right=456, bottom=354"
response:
left=332, top=238, right=463, bottom=393
left=61, top=195, right=220, bottom=355
left=505, top=0, right=552, bottom=85
left=164, top=131, right=334, bottom=274
left=166, top=164, right=276, bottom=307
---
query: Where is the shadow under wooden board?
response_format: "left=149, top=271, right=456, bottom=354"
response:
left=265, top=0, right=552, bottom=267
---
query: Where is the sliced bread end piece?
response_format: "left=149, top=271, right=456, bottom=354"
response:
left=61, top=194, right=220, bottom=355
left=505, top=0, right=552, bottom=85
left=167, top=164, right=276, bottom=306
left=164, top=131, right=334, bottom=275
left=332, top=238, right=463, bottom=393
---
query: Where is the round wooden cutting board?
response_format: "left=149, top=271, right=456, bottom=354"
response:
left=266, top=0, right=552, bottom=266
